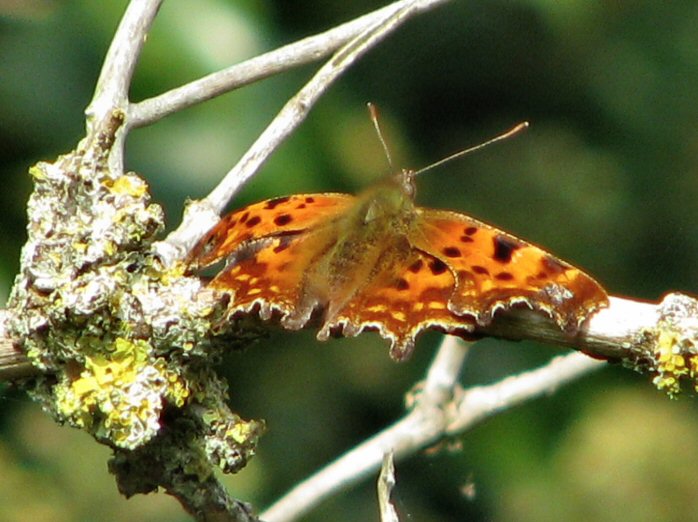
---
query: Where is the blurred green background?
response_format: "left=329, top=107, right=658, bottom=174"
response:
left=3, top=1, right=698, bottom=521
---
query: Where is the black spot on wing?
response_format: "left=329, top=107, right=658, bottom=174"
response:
left=493, top=235, right=521, bottom=263
left=429, top=259, right=448, bottom=275
left=264, top=196, right=291, bottom=209
left=274, top=214, right=293, bottom=226
left=442, top=246, right=461, bottom=258
left=246, top=215, right=262, bottom=228
left=408, top=259, right=424, bottom=273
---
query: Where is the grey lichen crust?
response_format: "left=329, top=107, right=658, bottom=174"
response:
left=7, top=114, right=263, bottom=483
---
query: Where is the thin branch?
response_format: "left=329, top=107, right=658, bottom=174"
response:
left=0, top=293, right=694, bottom=383
left=84, top=0, right=163, bottom=175
left=86, top=0, right=162, bottom=124
left=159, top=0, right=453, bottom=262
left=477, top=296, right=659, bottom=360
left=448, top=352, right=603, bottom=433
left=130, top=0, right=433, bottom=129
left=260, top=339, right=602, bottom=522
left=377, top=452, right=399, bottom=522
left=421, top=328, right=470, bottom=396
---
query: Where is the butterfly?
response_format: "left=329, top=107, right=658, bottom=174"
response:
left=187, top=136, right=608, bottom=361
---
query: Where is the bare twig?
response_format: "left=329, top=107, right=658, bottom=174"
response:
left=476, top=296, right=658, bottom=359
left=84, top=0, right=163, bottom=173
left=448, top=352, right=603, bottom=431
left=130, top=0, right=433, bottom=129
left=260, top=338, right=602, bottom=522
left=377, top=452, right=400, bottom=522
left=199, top=2, right=431, bottom=214
left=87, top=0, right=162, bottom=120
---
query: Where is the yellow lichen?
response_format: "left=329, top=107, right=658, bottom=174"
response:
left=54, top=337, right=191, bottom=449
left=28, top=165, right=47, bottom=181
left=107, top=175, right=148, bottom=198
left=229, top=421, right=257, bottom=445
left=688, top=355, right=698, bottom=393
left=652, top=330, right=689, bottom=396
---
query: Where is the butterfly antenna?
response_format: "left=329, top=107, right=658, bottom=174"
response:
left=413, top=121, right=529, bottom=177
left=367, top=102, right=395, bottom=172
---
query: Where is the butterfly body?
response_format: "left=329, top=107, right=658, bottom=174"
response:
left=189, top=171, right=608, bottom=361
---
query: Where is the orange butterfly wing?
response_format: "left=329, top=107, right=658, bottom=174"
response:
left=317, top=249, right=474, bottom=360
left=313, top=208, right=607, bottom=361
left=190, top=194, right=355, bottom=326
left=411, top=208, right=608, bottom=331
left=189, top=194, right=353, bottom=267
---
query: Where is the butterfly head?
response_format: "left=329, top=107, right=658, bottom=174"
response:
left=393, top=168, right=417, bottom=200
left=355, top=168, right=417, bottom=227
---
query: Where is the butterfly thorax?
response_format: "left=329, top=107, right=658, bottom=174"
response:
left=303, top=177, right=417, bottom=314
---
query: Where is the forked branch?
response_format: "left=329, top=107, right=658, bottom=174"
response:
left=261, top=337, right=604, bottom=522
